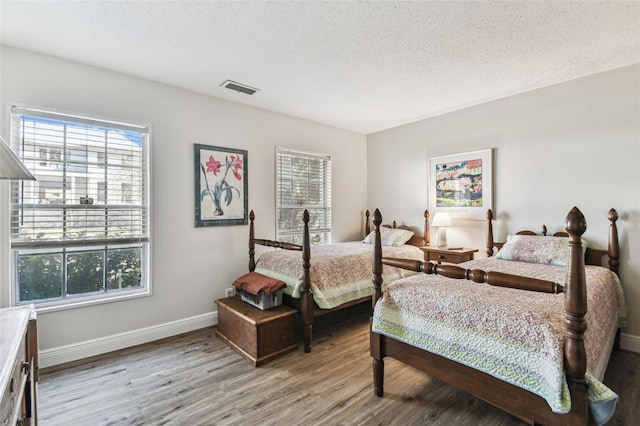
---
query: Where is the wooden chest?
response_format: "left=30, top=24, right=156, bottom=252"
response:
left=215, top=297, right=297, bottom=366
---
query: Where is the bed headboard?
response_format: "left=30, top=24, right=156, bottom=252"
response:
left=486, top=208, right=620, bottom=276
left=376, top=209, right=430, bottom=247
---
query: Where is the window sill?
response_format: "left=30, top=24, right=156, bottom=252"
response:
left=19, top=288, right=152, bottom=314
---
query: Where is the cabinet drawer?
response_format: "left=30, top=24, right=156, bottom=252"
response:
left=426, top=251, right=463, bottom=263
left=1, top=337, right=27, bottom=426
left=424, top=249, right=477, bottom=264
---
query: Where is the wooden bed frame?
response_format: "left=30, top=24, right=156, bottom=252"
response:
left=248, top=209, right=430, bottom=353
left=370, top=207, right=620, bottom=425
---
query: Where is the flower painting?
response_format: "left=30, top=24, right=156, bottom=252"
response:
left=428, top=149, right=492, bottom=220
left=195, top=144, right=248, bottom=227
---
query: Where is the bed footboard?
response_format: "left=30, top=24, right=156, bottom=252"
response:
left=248, top=211, right=304, bottom=272
left=248, top=210, right=314, bottom=352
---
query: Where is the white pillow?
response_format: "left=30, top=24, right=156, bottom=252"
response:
left=496, top=234, right=589, bottom=266
left=363, top=227, right=414, bottom=247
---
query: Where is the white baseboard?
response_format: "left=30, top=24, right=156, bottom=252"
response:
left=37, top=314, right=640, bottom=369
left=40, top=311, right=218, bottom=369
left=620, top=332, right=640, bottom=353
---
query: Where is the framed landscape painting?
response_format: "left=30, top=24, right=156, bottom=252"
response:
left=428, top=149, right=493, bottom=220
left=195, top=144, right=248, bottom=227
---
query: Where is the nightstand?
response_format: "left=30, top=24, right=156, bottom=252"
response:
left=420, top=246, right=478, bottom=264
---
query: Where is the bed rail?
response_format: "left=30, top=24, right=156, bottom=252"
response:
left=380, top=256, right=563, bottom=294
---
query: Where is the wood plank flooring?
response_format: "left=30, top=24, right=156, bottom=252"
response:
left=38, top=304, right=639, bottom=425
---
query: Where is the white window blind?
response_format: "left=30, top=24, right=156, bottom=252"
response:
left=10, top=107, right=149, bottom=247
left=275, top=147, right=331, bottom=245
left=9, top=106, right=150, bottom=306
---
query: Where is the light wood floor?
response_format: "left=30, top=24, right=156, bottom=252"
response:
left=38, top=304, right=638, bottom=425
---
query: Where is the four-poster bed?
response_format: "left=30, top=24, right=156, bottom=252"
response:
left=370, top=207, right=624, bottom=425
left=248, top=209, right=429, bottom=352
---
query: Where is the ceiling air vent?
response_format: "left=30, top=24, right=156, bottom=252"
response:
left=220, top=80, right=259, bottom=95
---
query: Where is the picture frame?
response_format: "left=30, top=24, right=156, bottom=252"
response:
left=194, top=144, right=248, bottom=227
left=428, top=149, right=493, bottom=220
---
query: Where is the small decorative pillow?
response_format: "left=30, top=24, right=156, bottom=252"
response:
left=363, top=227, right=414, bottom=247
left=496, top=234, right=589, bottom=267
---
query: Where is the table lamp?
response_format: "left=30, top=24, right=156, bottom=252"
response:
left=431, top=212, right=453, bottom=248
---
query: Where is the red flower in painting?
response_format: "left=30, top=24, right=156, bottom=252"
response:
left=229, top=155, right=243, bottom=180
left=206, top=156, right=221, bottom=176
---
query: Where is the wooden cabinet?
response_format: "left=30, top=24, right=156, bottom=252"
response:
left=420, top=247, right=478, bottom=264
left=1, top=305, right=38, bottom=426
left=215, top=297, right=297, bottom=366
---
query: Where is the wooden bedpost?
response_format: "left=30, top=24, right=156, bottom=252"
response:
left=564, top=207, right=589, bottom=422
left=365, top=210, right=371, bottom=237
left=301, top=210, right=313, bottom=353
left=371, top=339, right=385, bottom=397
left=424, top=210, right=430, bottom=246
left=608, top=208, right=620, bottom=276
left=371, top=208, right=385, bottom=396
left=372, top=209, right=384, bottom=309
left=486, top=209, right=494, bottom=257
left=249, top=210, right=256, bottom=272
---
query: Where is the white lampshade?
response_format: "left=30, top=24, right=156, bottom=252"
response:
left=431, top=212, right=453, bottom=228
left=0, top=135, right=35, bottom=180
left=432, top=212, right=453, bottom=248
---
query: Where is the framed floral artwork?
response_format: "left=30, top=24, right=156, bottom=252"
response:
left=428, top=149, right=493, bottom=220
left=194, top=144, right=248, bottom=227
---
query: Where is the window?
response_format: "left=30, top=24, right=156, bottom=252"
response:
left=9, top=106, right=150, bottom=309
left=275, top=147, right=331, bottom=246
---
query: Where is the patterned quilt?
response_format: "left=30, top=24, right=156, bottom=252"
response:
left=372, top=257, right=626, bottom=425
left=255, top=242, right=424, bottom=309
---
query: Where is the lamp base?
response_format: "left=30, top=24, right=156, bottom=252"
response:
left=437, top=228, right=448, bottom=248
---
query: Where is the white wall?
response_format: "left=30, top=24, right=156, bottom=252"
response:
left=0, top=47, right=367, bottom=364
left=367, top=64, right=640, bottom=351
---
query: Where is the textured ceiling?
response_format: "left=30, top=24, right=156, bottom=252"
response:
left=1, top=1, right=639, bottom=134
